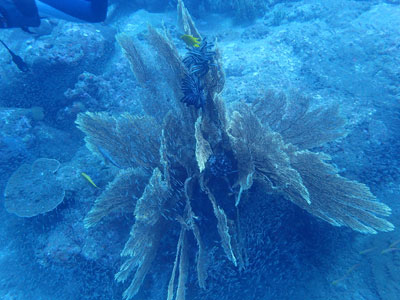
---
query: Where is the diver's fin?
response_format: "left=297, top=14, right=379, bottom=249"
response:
left=0, top=39, right=10, bottom=52
left=0, top=39, right=30, bottom=72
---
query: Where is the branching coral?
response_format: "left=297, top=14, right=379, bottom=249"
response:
left=78, top=1, right=394, bottom=299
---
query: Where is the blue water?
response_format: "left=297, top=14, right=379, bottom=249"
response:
left=1, top=1, right=399, bottom=300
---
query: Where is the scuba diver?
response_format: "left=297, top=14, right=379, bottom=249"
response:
left=0, top=0, right=108, bottom=29
left=0, top=0, right=108, bottom=71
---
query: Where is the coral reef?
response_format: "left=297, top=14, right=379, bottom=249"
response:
left=0, top=22, right=114, bottom=126
left=0, top=1, right=398, bottom=300
left=76, top=2, right=394, bottom=299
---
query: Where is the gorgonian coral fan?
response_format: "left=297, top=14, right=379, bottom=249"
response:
left=76, top=1, right=394, bottom=299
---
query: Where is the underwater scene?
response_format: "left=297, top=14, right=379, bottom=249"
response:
left=0, top=0, right=399, bottom=299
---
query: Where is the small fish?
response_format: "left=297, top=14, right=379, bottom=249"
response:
left=0, top=39, right=29, bottom=72
left=381, top=247, right=400, bottom=254
left=180, top=34, right=200, bottom=48
left=97, top=145, right=122, bottom=169
left=331, top=277, right=345, bottom=286
left=359, top=247, right=377, bottom=255
left=389, top=239, right=400, bottom=249
left=331, top=263, right=360, bottom=285
left=81, top=172, right=99, bottom=188
left=345, top=263, right=360, bottom=274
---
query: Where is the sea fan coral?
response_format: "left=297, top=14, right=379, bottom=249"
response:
left=77, top=2, right=394, bottom=299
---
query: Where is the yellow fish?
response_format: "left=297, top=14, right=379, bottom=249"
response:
left=81, top=172, right=99, bottom=188
left=180, top=35, right=200, bottom=48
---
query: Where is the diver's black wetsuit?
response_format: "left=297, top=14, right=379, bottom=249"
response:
left=0, top=0, right=40, bottom=28
left=0, top=0, right=108, bottom=28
